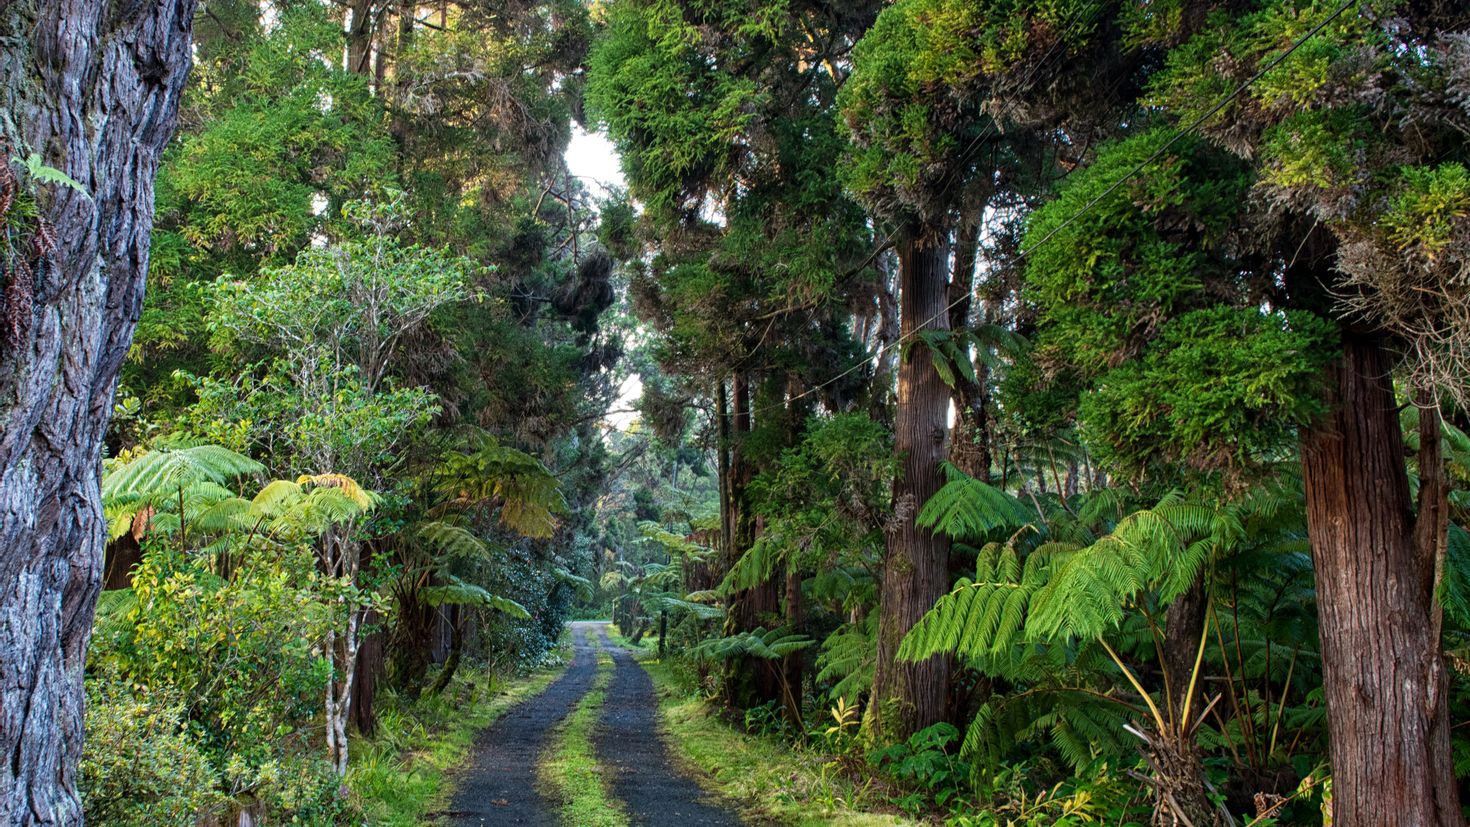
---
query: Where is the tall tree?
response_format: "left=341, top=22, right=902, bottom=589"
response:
left=837, top=0, right=1063, bottom=739
left=588, top=0, right=880, bottom=709
left=0, top=0, right=196, bottom=821
left=1020, top=1, right=1470, bottom=820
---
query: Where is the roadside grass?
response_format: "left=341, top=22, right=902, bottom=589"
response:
left=602, top=623, right=917, bottom=827
left=347, top=635, right=573, bottom=825
left=538, top=646, right=629, bottom=827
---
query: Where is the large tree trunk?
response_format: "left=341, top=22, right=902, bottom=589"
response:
left=721, top=372, right=782, bottom=707
left=0, top=2, right=194, bottom=822
left=1300, top=333, right=1461, bottom=825
left=868, top=225, right=952, bottom=742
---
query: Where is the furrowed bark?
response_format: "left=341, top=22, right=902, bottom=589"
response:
left=1300, top=334, right=1460, bottom=825
left=0, top=2, right=195, bottom=823
left=868, top=225, right=952, bottom=742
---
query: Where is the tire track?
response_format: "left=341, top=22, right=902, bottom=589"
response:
left=593, top=626, right=745, bottom=827
left=445, top=622, right=602, bottom=826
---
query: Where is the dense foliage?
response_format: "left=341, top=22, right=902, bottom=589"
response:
left=73, top=0, right=1470, bottom=825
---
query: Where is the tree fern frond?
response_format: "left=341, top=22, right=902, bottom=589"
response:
left=101, top=445, right=262, bottom=505
left=720, top=537, right=784, bottom=594
left=1441, top=524, right=1470, bottom=628
left=688, top=626, right=813, bottom=664
left=435, top=437, right=566, bottom=539
left=553, top=567, right=596, bottom=601
left=420, top=575, right=531, bottom=619
left=297, top=473, right=376, bottom=509
left=816, top=614, right=877, bottom=701
left=192, top=496, right=252, bottom=534
left=650, top=595, right=724, bottom=620
left=250, top=479, right=305, bottom=519
left=416, top=520, right=496, bottom=563
left=918, top=464, right=1036, bottom=541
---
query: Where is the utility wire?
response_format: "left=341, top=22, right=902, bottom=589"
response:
left=746, top=0, right=1358, bottom=416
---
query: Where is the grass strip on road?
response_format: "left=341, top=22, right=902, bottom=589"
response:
left=539, top=645, right=630, bottom=827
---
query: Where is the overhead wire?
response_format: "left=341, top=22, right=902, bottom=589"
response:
left=742, top=0, right=1359, bottom=416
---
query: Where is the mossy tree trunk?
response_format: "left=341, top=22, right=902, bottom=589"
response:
left=0, top=1, right=195, bottom=822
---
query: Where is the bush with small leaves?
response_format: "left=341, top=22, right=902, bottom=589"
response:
left=81, top=677, right=223, bottom=826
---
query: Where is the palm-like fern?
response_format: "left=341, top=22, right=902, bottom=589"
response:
left=904, top=495, right=1225, bottom=658
left=419, top=575, right=530, bottom=619
left=433, top=436, right=566, bottom=539
left=916, top=464, right=1037, bottom=540
left=101, top=446, right=373, bottom=558
left=102, top=444, right=263, bottom=505
left=815, top=612, right=879, bottom=702
left=688, top=626, right=815, bottom=664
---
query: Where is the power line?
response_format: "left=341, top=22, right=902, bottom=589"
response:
left=753, top=0, right=1358, bottom=415
left=734, top=0, right=1107, bottom=413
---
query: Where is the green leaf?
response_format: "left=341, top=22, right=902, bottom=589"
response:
left=21, top=153, right=90, bottom=199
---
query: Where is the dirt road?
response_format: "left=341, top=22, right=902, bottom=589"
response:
left=446, top=621, right=743, bottom=826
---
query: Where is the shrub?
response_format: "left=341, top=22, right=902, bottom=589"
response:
left=81, top=678, right=223, bottom=826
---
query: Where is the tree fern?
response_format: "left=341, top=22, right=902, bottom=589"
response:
left=720, top=535, right=784, bottom=593
left=638, top=520, right=711, bottom=559
left=434, top=436, right=566, bottom=539
left=553, top=567, right=596, bottom=602
left=415, top=520, right=497, bottom=564
left=916, top=464, right=1036, bottom=541
left=102, top=446, right=262, bottom=514
left=816, top=612, right=878, bottom=701
left=420, top=575, right=530, bottom=619
left=648, top=595, right=724, bottom=621
left=688, top=627, right=814, bottom=663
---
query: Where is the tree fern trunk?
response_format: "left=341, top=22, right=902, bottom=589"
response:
left=1300, top=334, right=1460, bottom=825
left=868, top=224, right=952, bottom=742
left=0, top=2, right=194, bottom=822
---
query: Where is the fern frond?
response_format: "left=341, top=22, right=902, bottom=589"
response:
left=649, top=595, right=724, bottom=620
left=420, top=575, right=531, bottom=619
left=416, top=521, right=496, bottom=563
left=192, top=496, right=252, bottom=534
left=297, top=473, right=376, bottom=509
left=721, top=537, right=783, bottom=593
left=917, top=465, right=1035, bottom=541
left=436, top=437, right=566, bottom=539
left=688, top=627, right=813, bottom=663
left=101, top=445, right=262, bottom=505
left=553, top=567, right=596, bottom=601
left=816, top=614, right=877, bottom=700
left=250, top=479, right=305, bottom=519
